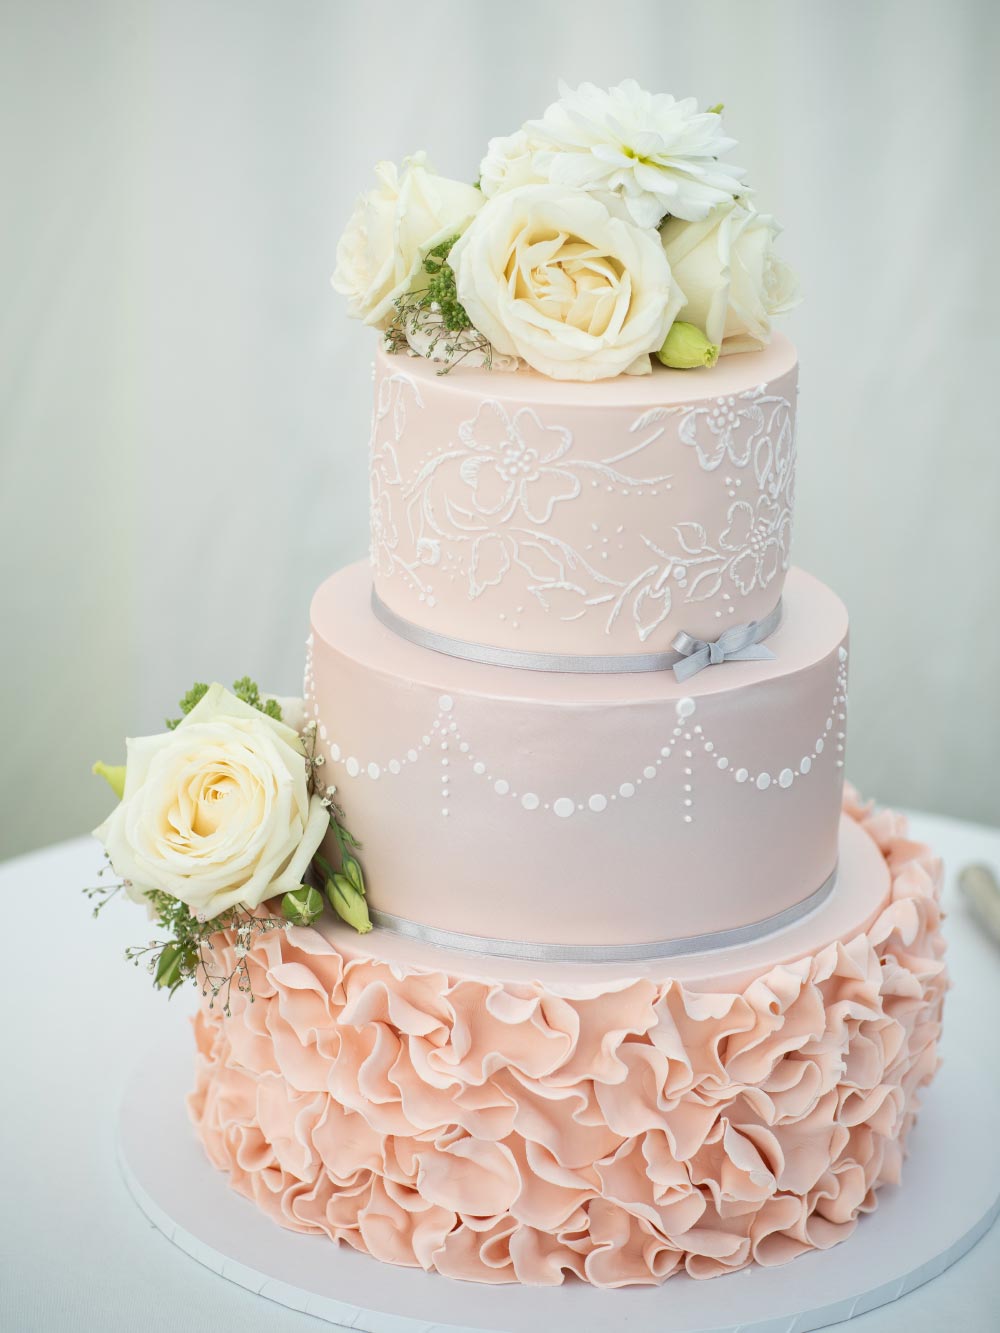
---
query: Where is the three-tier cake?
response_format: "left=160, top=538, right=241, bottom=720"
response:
left=121, top=82, right=948, bottom=1288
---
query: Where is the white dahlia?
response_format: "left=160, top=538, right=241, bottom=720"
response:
left=525, top=80, right=746, bottom=228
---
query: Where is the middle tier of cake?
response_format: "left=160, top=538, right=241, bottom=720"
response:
left=307, top=562, right=848, bottom=951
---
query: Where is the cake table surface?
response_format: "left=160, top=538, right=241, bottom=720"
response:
left=2, top=814, right=998, bottom=1332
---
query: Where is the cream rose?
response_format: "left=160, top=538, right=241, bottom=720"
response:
left=478, top=130, right=546, bottom=197
left=95, top=684, right=328, bottom=918
left=660, top=202, right=799, bottom=354
left=332, top=153, right=483, bottom=330
left=450, top=185, right=684, bottom=381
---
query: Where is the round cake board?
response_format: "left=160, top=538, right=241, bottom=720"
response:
left=119, top=1029, right=999, bottom=1333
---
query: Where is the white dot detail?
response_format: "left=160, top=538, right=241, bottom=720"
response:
left=717, top=757, right=729, bottom=770
left=643, top=766, right=657, bottom=780
left=407, top=749, right=418, bottom=763
left=346, top=757, right=360, bottom=778
left=588, top=794, right=608, bottom=813
left=389, top=759, right=401, bottom=775
left=756, top=773, right=771, bottom=790
left=367, top=762, right=380, bottom=780
left=676, top=697, right=696, bottom=720
left=438, top=695, right=454, bottom=713
left=736, top=768, right=749, bottom=784
left=521, top=793, right=539, bottom=811
left=330, top=744, right=342, bottom=761
left=619, top=782, right=636, bottom=798
left=779, top=768, right=794, bottom=788
left=494, top=779, right=510, bottom=796
left=473, top=762, right=486, bottom=775
left=553, top=797, right=575, bottom=818
left=800, top=756, right=812, bottom=774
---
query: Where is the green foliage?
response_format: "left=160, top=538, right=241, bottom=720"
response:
left=166, top=677, right=282, bottom=730
left=384, top=237, right=493, bottom=373
left=166, top=681, right=209, bottom=729
left=124, top=886, right=284, bottom=1015
left=232, top=676, right=283, bottom=721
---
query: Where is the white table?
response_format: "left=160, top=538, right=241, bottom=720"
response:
left=2, top=816, right=998, bottom=1332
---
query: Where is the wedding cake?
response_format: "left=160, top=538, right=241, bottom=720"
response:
left=93, top=82, right=946, bottom=1289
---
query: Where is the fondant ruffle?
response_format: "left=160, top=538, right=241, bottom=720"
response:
left=188, top=791, right=947, bottom=1287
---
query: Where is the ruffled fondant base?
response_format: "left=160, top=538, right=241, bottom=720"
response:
left=188, top=790, right=947, bottom=1287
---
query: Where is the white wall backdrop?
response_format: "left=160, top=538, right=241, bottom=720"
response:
left=2, top=0, right=998, bottom=858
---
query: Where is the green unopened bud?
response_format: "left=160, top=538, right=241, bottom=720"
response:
left=327, top=873, right=373, bottom=934
left=92, top=761, right=126, bottom=800
left=281, top=885, right=324, bottom=927
left=340, top=853, right=365, bottom=895
left=657, top=322, right=719, bottom=370
left=155, top=942, right=190, bottom=993
left=707, top=102, right=724, bottom=116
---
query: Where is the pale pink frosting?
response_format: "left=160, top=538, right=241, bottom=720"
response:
left=188, top=791, right=947, bottom=1287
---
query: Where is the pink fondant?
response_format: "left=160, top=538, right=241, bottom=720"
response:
left=189, top=793, right=947, bottom=1287
left=369, top=337, right=797, bottom=658
left=307, top=561, right=848, bottom=945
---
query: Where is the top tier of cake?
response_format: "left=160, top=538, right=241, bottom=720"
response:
left=370, top=336, right=798, bottom=662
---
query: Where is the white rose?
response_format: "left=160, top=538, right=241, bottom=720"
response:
left=660, top=202, right=799, bottom=354
left=478, top=130, right=546, bottom=197
left=332, top=152, right=483, bottom=329
left=94, top=684, right=328, bottom=918
left=264, top=694, right=306, bottom=734
left=450, top=185, right=684, bottom=381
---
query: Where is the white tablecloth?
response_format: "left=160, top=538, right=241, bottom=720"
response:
left=2, top=814, right=998, bottom=1332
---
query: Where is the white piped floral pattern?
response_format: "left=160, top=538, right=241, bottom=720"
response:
left=369, top=371, right=796, bottom=644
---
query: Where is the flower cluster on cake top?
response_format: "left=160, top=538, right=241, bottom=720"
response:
left=333, top=81, right=799, bottom=381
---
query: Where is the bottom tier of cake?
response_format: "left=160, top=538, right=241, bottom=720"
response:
left=188, top=789, right=946, bottom=1288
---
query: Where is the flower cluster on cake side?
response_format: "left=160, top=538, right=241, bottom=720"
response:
left=333, top=81, right=799, bottom=380
left=89, top=678, right=374, bottom=1010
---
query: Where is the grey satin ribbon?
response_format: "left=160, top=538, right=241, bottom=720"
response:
left=368, top=866, right=837, bottom=963
left=371, top=590, right=783, bottom=679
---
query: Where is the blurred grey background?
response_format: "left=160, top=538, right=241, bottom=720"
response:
left=2, top=0, right=998, bottom=858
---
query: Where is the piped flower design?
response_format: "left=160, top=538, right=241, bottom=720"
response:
left=721, top=495, right=787, bottom=594
left=456, top=401, right=581, bottom=525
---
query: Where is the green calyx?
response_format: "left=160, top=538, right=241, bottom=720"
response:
left=657, top=321, right=720, bottom=370
left=92, top=760, right=126, bottom=800
left=315, top=847, right=372, bottom=935
left=281, top=885, right=324, bottom=927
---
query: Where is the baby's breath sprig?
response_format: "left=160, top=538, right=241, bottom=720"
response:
left=124, top=889, right=285, bottom=1016
left=384, top=237, right=493, bottom=374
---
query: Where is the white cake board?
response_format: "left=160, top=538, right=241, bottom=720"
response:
left=118, top=1023, right=999, bottom=1333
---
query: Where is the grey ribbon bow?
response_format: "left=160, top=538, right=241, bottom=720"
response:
left=671, top=605, right=781, bottom=683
